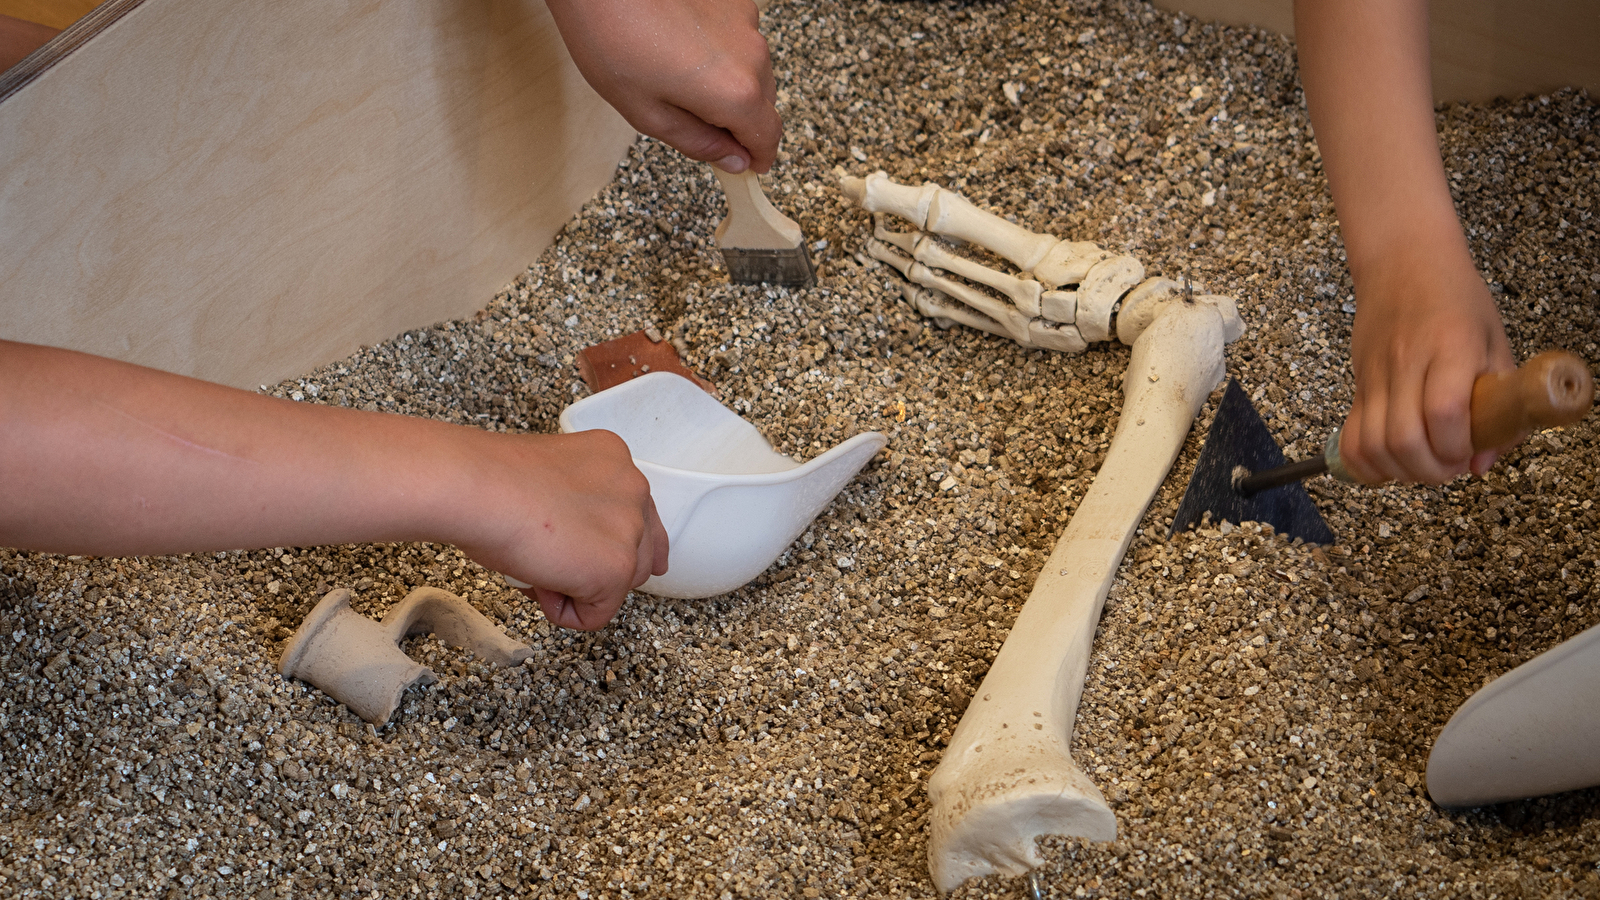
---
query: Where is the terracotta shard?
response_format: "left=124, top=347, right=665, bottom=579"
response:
left=576, top=330, right=714, bottom=395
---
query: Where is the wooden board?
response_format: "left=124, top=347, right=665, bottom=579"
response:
left=0, top=0, right=635, bottom=389
left=1156, top=0, right=1600, bottom=103
left=0, top=0, right=99, bottom=31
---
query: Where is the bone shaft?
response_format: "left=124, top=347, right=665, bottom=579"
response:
left=914, top=239, right=1043, bottom=317
left=941, top=302, right=1225, bottom=745
left=926, top=191, right=1058, bottom=273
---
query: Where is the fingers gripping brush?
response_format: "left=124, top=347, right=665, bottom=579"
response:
left=1172, top=349, right=1594, bottom=544
left=711, top=166, right=815, bottom=287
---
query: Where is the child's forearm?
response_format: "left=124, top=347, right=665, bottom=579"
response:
left=0, top=339, right=482, bottom=555
left=0, top=340, right=667, bottom=628
left=1294, top=0, right=1513, bottom=486
left=1294, top=0, right=1467, bottom=274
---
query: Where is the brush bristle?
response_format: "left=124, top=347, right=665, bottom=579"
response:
left=721, top=245, right=815, bottom=287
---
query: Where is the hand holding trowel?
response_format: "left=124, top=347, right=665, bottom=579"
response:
left=1172, top=350, right=1595, bottom=543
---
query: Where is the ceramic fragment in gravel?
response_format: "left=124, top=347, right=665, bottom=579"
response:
left=1426, top=622, right=1600, bottom=807
left=280, top=587, right=532, bottom=724
left=576, top=329, right=716, bottom=394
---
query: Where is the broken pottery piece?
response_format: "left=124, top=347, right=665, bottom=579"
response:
left=928, top=297, right=1239, bottom=892
left=1426, top=621, right=1600, bottom=807
left=577, top=329, right=714, bottom=394
left=556, top=371, right=886, bottom=599
left=279, top=587, right=532, bottom=725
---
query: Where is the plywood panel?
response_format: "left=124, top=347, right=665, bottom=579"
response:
left=0, top=0, right=636, bottom=388
left=1156, top=0, right=1600, bottom=103
left=1427, top=2, right=1600, bottom=103
left=0, top=0, right=99, bottom=30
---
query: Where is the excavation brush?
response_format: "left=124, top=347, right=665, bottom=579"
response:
left=1172, top=350, right=1595, bottom=544
left=711, top=166, right=815, bottom=287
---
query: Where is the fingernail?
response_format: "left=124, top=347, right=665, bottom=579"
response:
left=715, top=155, right=747, bottom=173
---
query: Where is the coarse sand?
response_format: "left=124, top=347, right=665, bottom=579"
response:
left=2, top=1, right=1597, bottom=897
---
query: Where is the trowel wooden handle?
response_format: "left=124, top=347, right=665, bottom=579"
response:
left=1471, top=350, right=1594, bottom=450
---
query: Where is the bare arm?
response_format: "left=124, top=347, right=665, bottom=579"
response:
left=0, top=340, right=667, bottom=630
left=1296, top=0, right=1513, bottom=484
left=544, top=0, right=781, bottom=173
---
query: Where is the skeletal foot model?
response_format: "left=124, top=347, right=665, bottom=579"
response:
left=839, top=171, right=1242, bottom=351
left=838, top=173, right=1246, bottom=889
left=279, top=587, right=533, bottom=725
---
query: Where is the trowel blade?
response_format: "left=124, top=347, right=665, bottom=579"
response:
left=1169, top=379, right=1335, bottom=544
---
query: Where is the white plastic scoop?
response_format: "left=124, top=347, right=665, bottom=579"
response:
left=1426, top=621, right=1600, bottom=807
left=513, top=371, right=886, bottom=599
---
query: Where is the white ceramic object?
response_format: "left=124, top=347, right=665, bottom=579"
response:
left=1426, top=621, right=1600, bottom=807
left=551, top=371, right=886, bottom=599
left=927, top=298, right=1237, bottom=892
left=279, top=587, right=533, bottom=724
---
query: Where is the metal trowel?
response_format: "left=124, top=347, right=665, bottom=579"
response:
left=1171, top=350, right=1594, bottom=543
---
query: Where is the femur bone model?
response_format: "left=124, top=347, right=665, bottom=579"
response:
left=842, top=172, right=1246, bottom=890
left=839, top=171, right=1242, bottom=351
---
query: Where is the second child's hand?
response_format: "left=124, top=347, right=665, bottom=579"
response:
left=545, top=0, right=782, bottom=174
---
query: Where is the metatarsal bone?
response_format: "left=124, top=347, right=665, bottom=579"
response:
left=927, top=299, right=1230, bottom=892
left=1076, top=255, right=1146, bottom=342
left=909, top=262, right=1034, bottom=345
left=866, top=237, right=917, bottom=279
left=912, top=238, right=1044, bottom=317
left=899, top=284, right=1006, bottom=338
left=925, top=191, right=1061, bottom=278
left=872, top=215, right=920, bottom=255
left=903, top=284, right=1085, bottom=352
left=868, top=238, right=1033, bottom=344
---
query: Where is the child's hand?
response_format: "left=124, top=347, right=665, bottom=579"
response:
left=546, top=0, right=781, bottom=173
left=0, top=341, right=665, bottom=631
left=455, top=430, right=669, bottom=631
left=1295, top=0, right=1516, bottom=486
left=1338, top=241, right=1514, bottom=484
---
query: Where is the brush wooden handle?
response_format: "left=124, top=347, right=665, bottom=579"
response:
left=711, top=167, right=802, bottom=250
left=1471, top=350, right=1594, bottom=450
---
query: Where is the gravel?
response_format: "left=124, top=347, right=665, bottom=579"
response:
left=2, top=1, right=1597, bottom=897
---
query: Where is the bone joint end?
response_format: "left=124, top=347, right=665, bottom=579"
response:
left=928, top=758, right=1116, bottom=892
left=838, top=175, right=866, bottom=206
